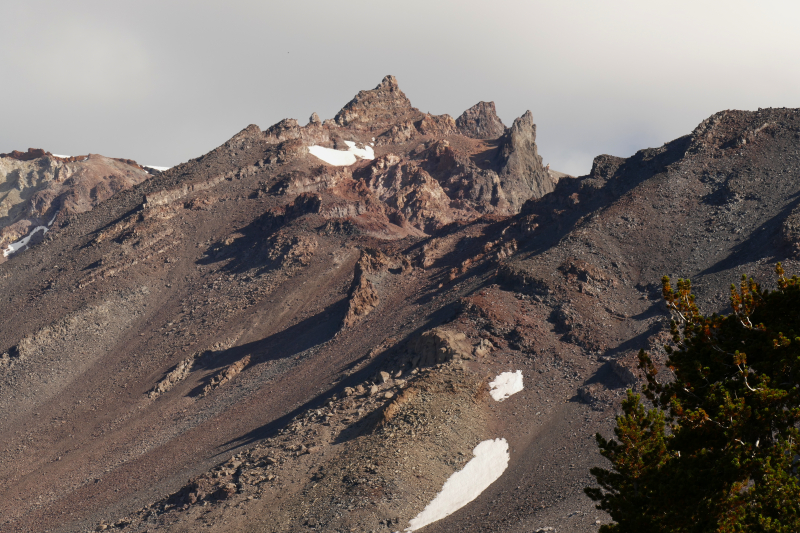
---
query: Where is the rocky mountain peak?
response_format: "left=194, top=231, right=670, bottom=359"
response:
left=255, top=79, right=556, bottom=236
left=456, top=101, right=506, bottom=139
left=496, top=110, right=554, bottom=207
left=334, top=75, right=423, bottom=130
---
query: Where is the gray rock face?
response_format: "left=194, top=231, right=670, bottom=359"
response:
left=263, top=117, right=330, bottom=147
left=456, top=101, right=506, bottom=139
left=494, top=110, right=554, bottom=210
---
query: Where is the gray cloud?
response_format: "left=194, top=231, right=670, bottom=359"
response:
left=2, top=0, right=799, bottom=175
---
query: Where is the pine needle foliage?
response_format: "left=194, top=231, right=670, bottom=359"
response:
left=586, top=264, right=800, bottom=532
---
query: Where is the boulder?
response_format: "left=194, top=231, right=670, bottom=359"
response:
left=342, top=265, right=380, bottom=328
left=408, top=327, right=473, bottom=368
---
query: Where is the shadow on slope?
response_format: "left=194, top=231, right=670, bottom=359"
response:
left=188, top=298, right=349, bottom=397
left=195, top=207, right=316, bottom=275
left=698, top=194, right=800, bottom=277
left=517, top=135, right=692, bottom=257
left=218, top=300, right=462, bottom=452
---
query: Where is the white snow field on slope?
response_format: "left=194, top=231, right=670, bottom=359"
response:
left=308, top=140, right=374, bottom=166
left=3, top=213, right=58, bottom=258
left=489, top=370, right=524, bottom=401
left=405, top=438, right=510, bottom=531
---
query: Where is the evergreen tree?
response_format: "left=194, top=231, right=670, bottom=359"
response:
left=586, top=264, right=800, bottom=532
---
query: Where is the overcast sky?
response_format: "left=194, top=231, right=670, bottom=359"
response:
left=2, top=1, right=799, bottom=175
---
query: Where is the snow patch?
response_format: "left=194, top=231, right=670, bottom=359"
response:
left=144, top=165, right=171, bottom=171
left=3, top=214, right=58, bottom=258
left=51, top=154, right=71, bottom=158
left=489, top=370, right=524, bottom=401
left=405, top=438, right=510, bottom=531
left=308, top=140, right=374, bottom=166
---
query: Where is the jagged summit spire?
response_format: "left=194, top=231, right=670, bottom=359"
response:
left=334, top=75, right=423, bottom=130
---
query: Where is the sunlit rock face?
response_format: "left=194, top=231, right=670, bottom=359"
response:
left=0, top=150, right=153, bottom=257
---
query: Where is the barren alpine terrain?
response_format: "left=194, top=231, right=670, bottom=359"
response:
left=2, top=75, right=800, bottom=533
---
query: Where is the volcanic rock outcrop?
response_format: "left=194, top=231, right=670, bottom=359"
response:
left=456, top=101, right=506, bottom=139
left=334, top=74, right=424, bottom=130
left=496, top=110, right=554, bottom=206
left=256, top=76, right=556, bottom=237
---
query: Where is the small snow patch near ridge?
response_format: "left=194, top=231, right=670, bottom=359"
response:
left=405, top=438, right=510, bottom=531
left=308, top=141, right=374, bottom=166
left=144, top=165, right=170, bottom=171
left=489, top=370, right=524, bottom=401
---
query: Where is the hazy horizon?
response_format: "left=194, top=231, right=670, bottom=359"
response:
left=3, top=1, right=799, bottom=176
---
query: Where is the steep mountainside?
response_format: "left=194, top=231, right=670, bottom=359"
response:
left=1, top=77, right=798, bottom=533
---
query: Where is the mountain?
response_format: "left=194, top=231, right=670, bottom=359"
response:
left=0, top=77, right=798, bottom=533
